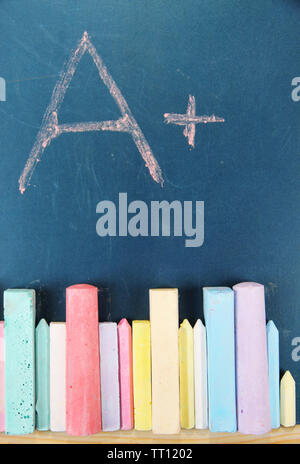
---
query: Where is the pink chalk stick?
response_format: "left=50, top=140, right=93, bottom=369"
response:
left=0, top=322, right=4, bottom=432
left=233, top=282, right=271, bottom=434
left=66, top=284, right=101, bottom=436
left=117, top=319, right=134, bottom=430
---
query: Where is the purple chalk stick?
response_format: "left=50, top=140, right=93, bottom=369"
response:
left=99, top=322, right=120, bottom=431
left=233, top=282, right=271, bottom=435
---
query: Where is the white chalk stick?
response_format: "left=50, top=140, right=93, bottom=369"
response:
left=194, top=319, right=208, bottom=429
left=50, top=322, right=66, bottom=432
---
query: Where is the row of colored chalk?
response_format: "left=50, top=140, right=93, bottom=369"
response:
left=0, top=284, right=296, bottom=435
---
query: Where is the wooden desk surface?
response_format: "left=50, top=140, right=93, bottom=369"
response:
left=0, top=426, right=299, bottom=444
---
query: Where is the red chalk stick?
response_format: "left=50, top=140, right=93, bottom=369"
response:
left=66, top=284, right=101, bottom=436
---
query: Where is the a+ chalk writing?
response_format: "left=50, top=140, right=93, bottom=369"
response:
left=164, top=95, right=225, bottom=148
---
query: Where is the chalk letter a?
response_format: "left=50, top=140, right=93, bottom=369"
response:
left=19, top=32, right=164, bottom=193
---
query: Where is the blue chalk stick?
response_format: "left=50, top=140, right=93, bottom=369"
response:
left=203, top=287, right=237, bottom=432
left=266, top=321, right=280, bottom=429
left=4, top=289, right=36, bottom=434
left=35, top=319, right=50, bottom=431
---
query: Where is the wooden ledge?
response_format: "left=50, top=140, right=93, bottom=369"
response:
left=0, top=426, right=299, bottom=444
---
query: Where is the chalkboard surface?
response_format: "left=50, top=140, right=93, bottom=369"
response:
left=0, top=0, right=300, bottom=420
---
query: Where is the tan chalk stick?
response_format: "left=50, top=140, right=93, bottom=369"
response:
left=150, top=288, right=180, bottom=434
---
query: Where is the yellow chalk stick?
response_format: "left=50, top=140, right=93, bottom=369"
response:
left=179, top=319, right=195, bottom=429
left=280, top=371, right=296, bottom=427
left=132, top=321, right=152, bottom=430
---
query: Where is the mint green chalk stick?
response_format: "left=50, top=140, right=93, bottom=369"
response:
left=35, top=319, right=50, bottom=431
left=4, top=289, right=36, bottom=434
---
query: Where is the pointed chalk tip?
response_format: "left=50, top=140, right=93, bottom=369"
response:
left=194, top=319, right=205, bottom=330
left=118, top=318, right=130, bottom=327
left=267, top=320, right=278, bottom=332
left=181, top=319, right=192, bottom=329
left=281, top=370, right=295, bottom=384
left=36, top=318, right=49, bottom=329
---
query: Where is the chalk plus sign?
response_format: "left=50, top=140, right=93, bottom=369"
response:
left=164, top=95, right=225, bottom=148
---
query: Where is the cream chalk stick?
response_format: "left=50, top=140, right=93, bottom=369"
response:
left=280, top=371, right=296, bottom=427
left=150, top=288, right=180, bottom=434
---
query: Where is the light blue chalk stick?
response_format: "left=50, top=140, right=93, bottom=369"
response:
left=266, top=320, right=280, bottom=429
left=35, top=319, right=50, bottom=431
left=4, top=289, right=36, bottom=434
left=203, top=287, right=237, bottom=432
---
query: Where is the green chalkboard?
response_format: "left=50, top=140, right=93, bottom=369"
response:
left=0, top=0, right=299, bottom=421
